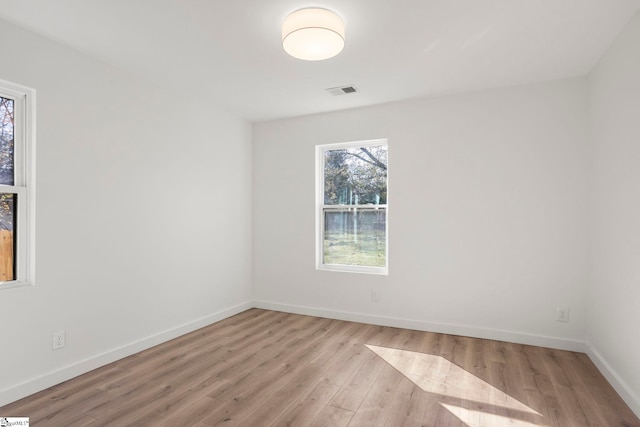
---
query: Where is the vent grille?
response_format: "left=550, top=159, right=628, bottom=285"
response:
left=326, top=85, right=359, bottom=96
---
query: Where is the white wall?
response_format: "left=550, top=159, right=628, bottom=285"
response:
left=588, top=12, right=640, bottom=416
left=0, top=19, right=253, bottom=405
left=253, top=78, right=590, bottom=350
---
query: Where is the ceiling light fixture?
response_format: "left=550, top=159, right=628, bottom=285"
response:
left=282, top=8, right=345, bottom=61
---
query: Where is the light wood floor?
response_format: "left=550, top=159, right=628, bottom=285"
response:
left=2, top=309, right=639, bottom=426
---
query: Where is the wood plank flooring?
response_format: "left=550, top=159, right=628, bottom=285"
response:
left=2, top=309, right=639, bottom=426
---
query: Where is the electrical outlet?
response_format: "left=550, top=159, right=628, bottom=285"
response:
left=370, top=289, right=379, bottom=302
left=53, top=330, right=66, bottom=350
left=556, top=306, right=570, bottom=323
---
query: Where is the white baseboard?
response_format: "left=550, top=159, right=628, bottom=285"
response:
left=0, top=301, right=252, bottom=407
left=586, top=343, right=640, bottom=419
left=252, top=300, right=587, bottom=352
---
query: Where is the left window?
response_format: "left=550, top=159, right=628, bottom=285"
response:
left=0, top=79, right=35, bottom=289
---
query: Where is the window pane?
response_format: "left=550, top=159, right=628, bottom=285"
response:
left=0, top=96, right=15, bottom=186
left=0, top=193, right=16, bottom=281
left=324, top=145, right=387, bottom=205
left=324, top=208, right=386, bottom=267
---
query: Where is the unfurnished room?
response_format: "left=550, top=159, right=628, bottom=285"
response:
left=0, top=1, right=639, bottom=426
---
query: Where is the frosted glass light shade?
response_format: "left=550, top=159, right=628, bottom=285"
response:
left=282, top=8, right=345, bottom=61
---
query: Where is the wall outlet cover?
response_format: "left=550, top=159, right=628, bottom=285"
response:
left=556, top=306, right=570, bottom=322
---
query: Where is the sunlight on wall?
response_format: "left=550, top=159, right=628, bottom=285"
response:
left=365, top=345, right=548, bottom=426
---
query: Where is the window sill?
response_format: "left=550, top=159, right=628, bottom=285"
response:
left=317, top=264, right=388, bottom=276
left=0, top=281, right=33, bottom=291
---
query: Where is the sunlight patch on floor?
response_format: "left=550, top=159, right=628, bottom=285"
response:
left=441, top=403, right=548, bottom=427
left=366, top=344, right=547, bottom=426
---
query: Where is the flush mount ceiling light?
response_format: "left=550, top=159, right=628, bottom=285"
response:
left=282, top=8, right=345, bottom=61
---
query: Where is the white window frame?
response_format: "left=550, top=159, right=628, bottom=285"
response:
left=0, top=78, right=36, bottom=290
left=316, top=139, right=388, bottom=275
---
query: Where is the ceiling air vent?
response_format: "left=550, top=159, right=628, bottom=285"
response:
left=326, top=85, right=358, bottom=96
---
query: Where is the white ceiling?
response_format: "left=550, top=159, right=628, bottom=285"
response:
left=1, top=0, right=639, bottom=122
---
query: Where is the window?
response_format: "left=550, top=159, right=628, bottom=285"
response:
left=0, top=79, right=35, bottom=289
left=316, top=139, right=388, bottom=274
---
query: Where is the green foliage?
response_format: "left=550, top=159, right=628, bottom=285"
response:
left=324, top=144, right=387, bottom=205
